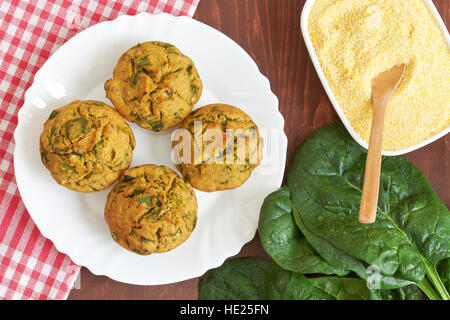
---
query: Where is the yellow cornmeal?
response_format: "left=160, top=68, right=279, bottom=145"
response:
left=309, top=0, right=450, bottom=151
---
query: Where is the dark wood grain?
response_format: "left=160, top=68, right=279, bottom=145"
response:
left=68, top=0, right=449, bottom=300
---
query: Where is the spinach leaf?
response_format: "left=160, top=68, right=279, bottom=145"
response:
left=199, top=258, right=373, bottom=300
left=287, top=123, right=450, bottom=298
left=259, top=186, right=348, bottom=276
left=137, top=57, right=150, bottom=67
left=378, top=285, right=423, bottom=300
left=149, top=120, right=164, bottom=131
left=437, top=258, right=450, bottom=292
left=309, top=277, right=381, bottom=300
left=137, top=195, right=154, bottom=207
left=48, top=110, right=58, bottom=119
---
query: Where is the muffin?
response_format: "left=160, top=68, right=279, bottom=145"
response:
left=104, top=164, right=198, bottom=255
left=39, top=100, right=135, bottom=192
left=172, top=104, right=263, bottom=192
left=104, top=41, right=202, bottom=132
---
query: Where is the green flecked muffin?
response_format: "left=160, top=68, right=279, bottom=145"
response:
left=39, top=100, right=136, bottom=192
left=104, top=41, right=202, bottom=132
left=172, top=104, right=263, bottom=192
left=104, top=164, right=198, bottom=255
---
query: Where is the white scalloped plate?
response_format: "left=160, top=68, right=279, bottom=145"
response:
left=14, top=13, right=287, bottom=285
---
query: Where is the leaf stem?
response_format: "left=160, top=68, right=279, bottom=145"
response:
left=424, top=262, right=450, bottom=300
left=418, top=277, right=440, bottom=300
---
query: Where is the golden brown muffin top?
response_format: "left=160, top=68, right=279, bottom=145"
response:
left=105, top=41, right=202, bottom=131
left=39, top=100, right=135, bottom=192
left=105, top=164, right=197, bottom=255
left=173, top=104, right=263, bottom=192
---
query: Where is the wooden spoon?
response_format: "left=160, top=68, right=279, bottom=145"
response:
left=358, top=64, right=406, bottom=224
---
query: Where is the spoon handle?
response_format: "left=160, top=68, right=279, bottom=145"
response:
left=358, top=98, right=388, bottom=224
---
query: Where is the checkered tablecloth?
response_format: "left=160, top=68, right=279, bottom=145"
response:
left=0, top=0, right=199, bottom=300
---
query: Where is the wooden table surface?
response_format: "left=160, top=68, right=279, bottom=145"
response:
left=68, top=0, right=449, bottom=300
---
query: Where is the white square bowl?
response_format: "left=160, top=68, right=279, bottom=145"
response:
left=300, top=0, right=450, bottom=156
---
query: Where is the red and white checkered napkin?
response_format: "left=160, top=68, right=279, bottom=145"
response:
left=0, top=0, right=199, bottom=300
